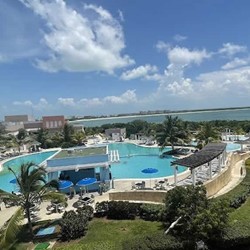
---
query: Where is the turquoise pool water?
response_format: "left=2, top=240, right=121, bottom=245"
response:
left=226, top=143, right=241, bottom=151
left=0, top=151, right=57, bottom=192
left=108, top=143, right=186, bottom=179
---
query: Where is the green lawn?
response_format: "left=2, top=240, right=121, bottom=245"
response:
left=53, top=218, right=163, bottom=250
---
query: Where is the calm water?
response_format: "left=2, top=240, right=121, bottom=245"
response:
left=0, top=151, right=58, bottom=192
left=70, top=108, right=250, bottom=127
left=109, top=143, right=186, bottom=179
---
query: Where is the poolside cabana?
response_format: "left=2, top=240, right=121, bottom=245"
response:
left=171, top=143, right=227, bottom=186
left=46, top=145, right=118, bottom=193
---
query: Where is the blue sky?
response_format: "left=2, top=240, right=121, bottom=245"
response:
left=1, top=0, right=250, bottom=119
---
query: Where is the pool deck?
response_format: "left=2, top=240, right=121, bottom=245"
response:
left=0, top=156, right=246, bottom=229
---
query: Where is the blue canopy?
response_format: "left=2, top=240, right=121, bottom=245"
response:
left=76, top=178, right=97, bottom=186
left=58, top=180, right=73, bottom=190
left=9, top=178, right=17, bottom=184
left=141, top=168, right=158, bottom=174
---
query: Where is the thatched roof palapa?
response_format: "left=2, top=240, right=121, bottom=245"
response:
left=171, top=143, right=226, bottom=169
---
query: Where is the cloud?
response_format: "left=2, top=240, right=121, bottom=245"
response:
left=218, top=43, right=247, bottom=57
left=221, top=57, right=250, bottom=70
left=19, top=0, right=134, bottom=73
left=58, top=98, right=75, bottom=106
left=13, top=98, right=50, bottom=110
left=118, top=9, right=124, bottom=22
left=173, top=34, right=187, bottom=42
left=155, top=41, right=170, bottom=52
left=120, top=64, right=158, bottom=80
left=56, top=90, right=137, bottom=108
left=168, top=46, right=211, bottom=66
left=104, top=90, right=137, bottom=104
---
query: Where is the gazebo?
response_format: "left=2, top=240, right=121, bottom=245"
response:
left=171, top=143, right=227, bottom=185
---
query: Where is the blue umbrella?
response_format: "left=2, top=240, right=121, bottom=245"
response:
left=76, top=178, right=97, bottom=186
left=58, top=180, right=73, bottom=190
left=9, top=178, right=17, bottom=184
left=76, top=178, right=97, bottom=194
left=141, top=168, right=158, bottom=174
left=141, top=168, right=159, bottom=188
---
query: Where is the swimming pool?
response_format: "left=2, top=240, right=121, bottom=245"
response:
left=0, top=151, right=58, bottom=192
left=226, top=143, right=241, bottom=151
left=108, top=143, right=186, bottom=179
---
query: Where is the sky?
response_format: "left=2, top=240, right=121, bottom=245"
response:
left=1, top=0, right=250, bottom=119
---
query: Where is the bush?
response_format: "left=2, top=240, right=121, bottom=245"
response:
left=95, top=201, right=109, bottom=217
left=107, top=201, right=138, bottom=220
left=139, top=203, right=164, bottom=221
left=230, top=194, right=247, bottom=209
left=60, top=206, right=93, bottom=241
left=95, top=201, right=141, bottom=220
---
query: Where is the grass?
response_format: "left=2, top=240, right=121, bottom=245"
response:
left=53, top=218, right=163, bottom=250
left=52, top=146, right=106, bottom=159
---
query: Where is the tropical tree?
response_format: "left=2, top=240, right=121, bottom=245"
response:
left=157, top=115, right=189, bottom=150
left=0, top=163, right=65, bottom=248
left=72, top=131, right=86, bottom=146
left=163, top=185, right=229, bottom=244
left=63, top=123, right=74, bottom=143
left=196, top=122, right=220, bottom=147
left=36, top=128, right=49, bottom=148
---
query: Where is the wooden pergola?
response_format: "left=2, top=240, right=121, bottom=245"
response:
left=171, top=143, right=227, bottom=185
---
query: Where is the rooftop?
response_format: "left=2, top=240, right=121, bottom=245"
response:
left=52, top=146, right=107, bottom=159
left=171, top=143, right=227, bottom=169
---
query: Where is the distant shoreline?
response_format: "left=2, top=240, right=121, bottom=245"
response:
left=70, top=106, right=250, bottom=123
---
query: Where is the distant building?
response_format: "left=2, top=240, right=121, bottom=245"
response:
left=4, top=115, right=34, bottom=132
left=105, top=128, right=126, bottom=141
left=42, top=116, right=66, bottom=130
left=24, top=121, right=43, bottom=132
left=4, top=115, right=33, bottom=124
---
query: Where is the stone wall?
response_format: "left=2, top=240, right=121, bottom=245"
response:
left=205, top=151, right=250, bottom=197
left=109, top=190, right=167, bottom=203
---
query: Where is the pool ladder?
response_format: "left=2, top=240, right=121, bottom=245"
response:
left=109, top=150, right=120, bottom=162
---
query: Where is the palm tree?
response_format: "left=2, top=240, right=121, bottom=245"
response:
left=0, top=163, right=65, bottom=248
left=157, top=115, right=188, bottom=150
left=72, top=131, right=86, bottom=146
left=196, top=122, right=220, bottom=147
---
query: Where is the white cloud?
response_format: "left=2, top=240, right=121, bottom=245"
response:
left=104, top=90, right=137, bottom=104
left=168, top=46, right=211, bottom=66
left=118, top=10, right=124, bottom=22
left=221, top=57, right=249, bottom=69
left=120, top=64, right=158, bottom=80
left=56, top=90, right=137, bottom=108
left=12, top=98, right=50, bottom=110
left=57, top=98, right=75, bottom=106
left=218, top=43, right=247, bottom=57
left=19, top=0, right=134, bottom=73
left=173, top=34, right=187, bottom=42
left=155, top=41, right=170, bottom=52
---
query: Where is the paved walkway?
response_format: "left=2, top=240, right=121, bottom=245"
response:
left=213, top=159, right=246, bottom=197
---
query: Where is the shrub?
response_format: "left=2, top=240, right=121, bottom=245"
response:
left=95, top=201, right=109, bottom=217
left=230, top=194, right=247, bottom=209
left=107, top=201, right=138, bottom=220
left=60, top=206, right=93, bottom=241
left=95, top=201, right=141, bottom=220
left=139, top=203, right=164, bottom=221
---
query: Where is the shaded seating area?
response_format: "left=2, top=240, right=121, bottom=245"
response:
left=171, top=143, right=227, bottom=186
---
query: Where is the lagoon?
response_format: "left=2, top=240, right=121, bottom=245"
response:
left=70, top=108, right=250, bottom=127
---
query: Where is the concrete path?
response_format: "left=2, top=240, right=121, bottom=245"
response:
left=213, top=159, right=246, bottom=197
